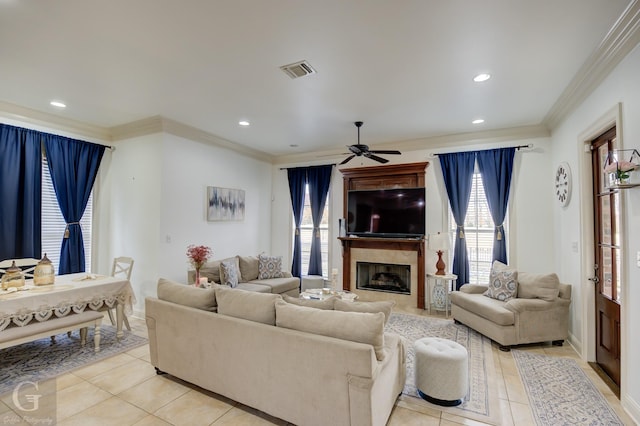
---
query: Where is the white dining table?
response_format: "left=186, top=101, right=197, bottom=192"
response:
left=0, top=272, right=136, bottom=339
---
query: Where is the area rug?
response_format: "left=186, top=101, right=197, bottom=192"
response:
left=0, top=325, right=148, bottom=396
left=513, top=350, right=624, bottom=425
left=384, top=312, right=502, bottom=425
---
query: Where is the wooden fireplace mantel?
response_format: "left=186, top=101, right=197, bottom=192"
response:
left=340, top=162, right=429, bottom=309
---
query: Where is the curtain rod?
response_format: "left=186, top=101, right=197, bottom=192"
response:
left=430, top=143, right=533, bottom=157
left=279, top=163, right=336, bottom=170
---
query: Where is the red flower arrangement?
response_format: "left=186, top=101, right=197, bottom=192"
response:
left=186, top=245, right=213, bottom=270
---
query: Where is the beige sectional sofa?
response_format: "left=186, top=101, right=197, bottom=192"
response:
left=146, top=279, right=405, bottom=426
left=450, top=265, right=571, bottom=351
left=187, top=254, right=299, bottom=296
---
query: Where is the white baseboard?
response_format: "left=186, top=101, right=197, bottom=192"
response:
left=567, top=330, right=582, bottom=357
left=622, top=394, right=640, bottom=425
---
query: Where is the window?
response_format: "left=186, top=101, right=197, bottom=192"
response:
left=450, top=171, right=504, bottom=284
left=299, top=184, right=330, bottom=278
left=41, top=157, right=93, bottom=272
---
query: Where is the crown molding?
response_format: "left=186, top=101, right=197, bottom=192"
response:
left=273, top=124, right=550, bottom=165
left=159, top=118, right=273, bottom=163
left=544, top=0, right=640, bottom=130
left=0, top=101, right=111, bottom=142
left=111, top=115, right=273, bottom=163
left=109, top=116, right=164, bottom=140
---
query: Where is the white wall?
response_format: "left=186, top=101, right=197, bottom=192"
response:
left=550, top=43, right=640, bottom=420
left=101, top=132, right=274, bottom=315
left=271, top=136, right=555, bottom=293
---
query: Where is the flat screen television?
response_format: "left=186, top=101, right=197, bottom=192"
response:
left=347, top=187, right=425, bottom=238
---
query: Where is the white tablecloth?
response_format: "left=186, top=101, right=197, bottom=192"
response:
left=0, top=273, right=136, bottom=331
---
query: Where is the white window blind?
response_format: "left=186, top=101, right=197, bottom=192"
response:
left=41, top=157, right=92, bottom=273
left=450, top=171, right=505, bottom=284
left=299, top=184, right=330, bottom=278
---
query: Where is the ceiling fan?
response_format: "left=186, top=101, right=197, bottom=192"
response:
left=339, top=121, right=401, bottom=165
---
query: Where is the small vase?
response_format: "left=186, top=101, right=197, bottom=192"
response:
left=612, top=175, right=630, bottom=186
left=194, top=268, right=201, bottom=287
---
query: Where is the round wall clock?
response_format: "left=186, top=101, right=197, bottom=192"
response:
left=555, top=162, right=572, bottom=206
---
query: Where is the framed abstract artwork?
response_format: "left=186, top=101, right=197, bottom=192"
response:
left=207, top=186, right=245, bottom=221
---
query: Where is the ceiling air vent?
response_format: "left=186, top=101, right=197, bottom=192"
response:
left=280, top=60, right=316, bottom=79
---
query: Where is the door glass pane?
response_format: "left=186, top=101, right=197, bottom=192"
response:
left=612, top=192, right=620, bottom=246
left=598, top=144, right=609, bottom=193
left=614, top=248, right=621, bottom=302
left=600, top=246, right=613, bottom=299
left=600, top=196, right=612, bottom=245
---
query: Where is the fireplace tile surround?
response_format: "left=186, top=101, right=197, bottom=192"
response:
left=348, top=246, right=421, bottom=309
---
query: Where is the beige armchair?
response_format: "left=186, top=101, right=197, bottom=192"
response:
left=451, top=277, right=571, bottom=351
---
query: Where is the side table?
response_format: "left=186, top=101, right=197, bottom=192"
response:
left=426, top=273, right=457, bottom=318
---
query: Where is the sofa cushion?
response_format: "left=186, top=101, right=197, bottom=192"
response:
left=450, top=291, right=515, bottom=326
left=236, top=282, right=271, bottom=293
left=334, top=299, right=395, bottom=325
left=483, top=261, right=518, bottom=302
left=238, top=255, right=259, bottom=282
left=517, top=272, right=560, bottom=302
left=258, top=254, right=283, bottom=279
left=283, top=294, right=336, bottom=310
left=157, top=278, right=217, bottom=312
left=216, top=286, right=282, bottom=325
left=220, top=259, right=240, bottom=287
left=275, top=300, right=386, bottom=361
left=250, top=276, right=299, bottom=294
left=199, top=256, right=236, bottom=284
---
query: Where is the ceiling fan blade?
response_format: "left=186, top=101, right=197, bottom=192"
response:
left=339, top=154, right=356, bottom=165
left=366, top=154, right=389, bottom=163
left=348, top=145, right=364, bottom=155
left=369, top=150, right=401, bottom=155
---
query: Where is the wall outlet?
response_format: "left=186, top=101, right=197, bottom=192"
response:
left=571, top=241, right=578, bottom=253
left=165, top=235, right=172, bottom=243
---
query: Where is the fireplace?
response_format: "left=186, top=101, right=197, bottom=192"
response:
left=356, top=261, right=410, bottom=295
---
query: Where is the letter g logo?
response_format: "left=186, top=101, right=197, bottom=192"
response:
left=12, top=381, right=41, bottom=412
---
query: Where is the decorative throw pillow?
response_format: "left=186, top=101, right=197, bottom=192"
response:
left=220, top=259, right=239, bottom=288
left=483, top=261, right=518, bottom=301
left=258, top=254, right=283, bottom=279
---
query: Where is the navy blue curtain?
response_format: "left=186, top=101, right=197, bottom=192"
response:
left=43, top=136, right=105, bottom=274
left=306, top=165, right=333, bottom=276
left=0, top=124, right=42, bottom=260
left=439, top=151, right=476, bottom=288
left=477, top=148, right=515, bottom=264
left=287, top=168, right=307, bottom=278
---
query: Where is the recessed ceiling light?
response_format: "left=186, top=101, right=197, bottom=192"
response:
left=472, top=119, right=485, bottom=124
left=473, top=73, right=491, bottom=82
left=238, top=120, right=250, bottom=126
left=50, top=101, right=66, bottom=108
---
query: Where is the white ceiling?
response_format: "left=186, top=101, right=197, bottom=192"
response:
left=0, top=0, right=635, bottom=158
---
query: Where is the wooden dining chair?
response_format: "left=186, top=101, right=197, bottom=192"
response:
left=105, top=256, right=134, bottom=331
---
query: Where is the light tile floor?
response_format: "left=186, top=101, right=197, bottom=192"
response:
left=0, top=310, right=636, bottom=425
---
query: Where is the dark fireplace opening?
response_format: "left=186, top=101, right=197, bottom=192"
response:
left=356, top=261, right=410, bottom=295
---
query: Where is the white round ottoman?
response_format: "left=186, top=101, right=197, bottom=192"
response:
left=414, top=337, right=468, bottom=406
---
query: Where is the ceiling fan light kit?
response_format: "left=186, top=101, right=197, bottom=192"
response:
left=339, top=121, right=401, bottom=165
